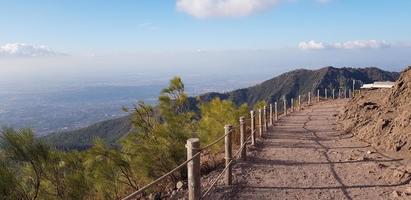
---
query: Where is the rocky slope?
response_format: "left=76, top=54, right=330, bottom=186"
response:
left=339, top=67, right=411, bottom=153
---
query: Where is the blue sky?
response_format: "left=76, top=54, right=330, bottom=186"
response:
left=0, top=0, right=411, bottom=82
left=0, top=0, right=410, bottom=53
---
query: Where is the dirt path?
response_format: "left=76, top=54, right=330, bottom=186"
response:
left=212, top=100, right=411, bottom=200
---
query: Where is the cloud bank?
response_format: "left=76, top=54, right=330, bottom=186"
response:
left=299, top=40, right=391, bottom=50
left=176, top=0, right=279, bottom=18
left=0, top=43, right=65, bottom=57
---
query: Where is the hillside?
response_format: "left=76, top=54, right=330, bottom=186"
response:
left=197, top=66, right=399, bottom=106
left=42, top=116, right=131, bottom=150
left=339, top=66, right=411, bottom=153
left=43, top=66, right=399, bottom=150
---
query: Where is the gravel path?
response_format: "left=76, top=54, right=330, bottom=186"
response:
left=211, top=100, right=411, bottom=200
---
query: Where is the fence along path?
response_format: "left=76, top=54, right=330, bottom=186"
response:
left=123, top=88, right=353, bottom=200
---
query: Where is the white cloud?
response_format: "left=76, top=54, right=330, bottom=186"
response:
left=299, top=40, right=391, bottom=50
left=176, top=0, right=333, bottom=18
left=176, top=0, right=279, bottom=18
left=0, top=43, right=65, bottom=57
left=334, top=40, right=390, bottom=49
left=298, top=40, right=327, bottom=50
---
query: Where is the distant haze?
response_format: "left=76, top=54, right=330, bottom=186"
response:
left=1, top=48, right=410, bottom=84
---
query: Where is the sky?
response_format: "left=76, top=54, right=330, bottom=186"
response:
left=0, top=0, right=411, bottom=85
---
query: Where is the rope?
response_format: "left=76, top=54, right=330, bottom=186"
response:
left=234, top=134, right=253, bottom=158
left=201, top=134, right=253, bottom=199
left=200, top=129, right=233, bottom=151
left=122, top=150, right=202, bottom=200
left=200, top=123, right=255, bottom=151
left=200, top=158, right=234, bottom=199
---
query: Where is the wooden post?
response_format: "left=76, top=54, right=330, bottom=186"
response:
left=298, top=95, right=301, bottom=110
left=338, top=89, right=341, bottom=99
left=239, top=117, right=246, bottom=160
left=349, top=89, right=352, bottom=98
left=344, top=88, right=347, bottom=98
left=308, top=92, right=311, bottom=105
left=274, top=102, right=278, bottom=121
left=187, top=138, right=201, bottom=200
left=263, top=106, right=267, bottom=132
left=325, top=88, right=328, bottom=99
left=258, top=109, right=263, bottom=137
left=352, top=80, right=355, bottom=97
left=283, top=97, right=287, bottom=116
left=250, top=111, right=255, bottom=146
left=224, top=125, right=232, bottom=186
left=318, top=89, right=320, bottom=101
left=332, top=89, right=335, bottom=99
left=291, top=98, right=294, bottom=112
left=269, top=104, right=273, bottom=126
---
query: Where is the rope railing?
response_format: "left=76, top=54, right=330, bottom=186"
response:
left=122, top=88, right=342, bottom=200
left=199, top=129, right=233, bottom=151
left=122, top=150, right=202, bottom=200
left=201, top=135, right=253, bottom=199
left=200, top=158, right=233, bottom=199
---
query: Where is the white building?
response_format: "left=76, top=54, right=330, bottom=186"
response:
left=361, top=81, right=395, bottom=89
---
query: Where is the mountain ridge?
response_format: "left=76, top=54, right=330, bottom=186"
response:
left=43, top=66, right=400, bottom=150
left=196, top=66, right=399, bottom=106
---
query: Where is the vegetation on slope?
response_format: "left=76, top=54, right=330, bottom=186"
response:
left=42, top=116, right=131, bottom=150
